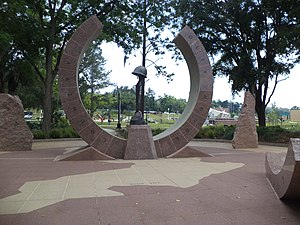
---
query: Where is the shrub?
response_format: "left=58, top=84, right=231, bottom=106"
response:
left=223, top=125, right=236, bottom=140
left=195, top=125, right=230, bottom=139
left=50, top=128, right=62, bottom=138
left=32, top=129, right=46, bottom=139
left=257, top=126, right=300, bottom=143
left=31, top=127, right=79, bottom=139
left=152, top=128, right=166, bottom=136
left=26, top=121, right=42, bottom=130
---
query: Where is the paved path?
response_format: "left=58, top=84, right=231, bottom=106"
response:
left=0, top=139, right=299, bottom=225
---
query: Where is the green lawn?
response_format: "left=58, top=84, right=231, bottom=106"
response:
left=97, top=113, right=181, bottom=130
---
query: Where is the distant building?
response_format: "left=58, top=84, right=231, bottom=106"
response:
left=290, top=109, right=300, bottom=121
left=207, top=107, right=237, bottom=126
left=208, top=107, right=230, bottom=119
left=279, top=112, right=290, bottom=121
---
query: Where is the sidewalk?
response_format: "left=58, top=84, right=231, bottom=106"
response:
left=0, top=139, right=299, bottom=225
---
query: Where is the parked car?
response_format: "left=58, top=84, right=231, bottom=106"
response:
left=147, top=118, right=157, bottom=124
left=24, top=111, right=33, bottom=120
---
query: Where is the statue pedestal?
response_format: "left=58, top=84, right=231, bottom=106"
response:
left=124, top=125, right=157, bottom=160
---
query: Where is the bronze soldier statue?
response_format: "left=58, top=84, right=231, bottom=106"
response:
left=130, top=66, right=147, bottom=125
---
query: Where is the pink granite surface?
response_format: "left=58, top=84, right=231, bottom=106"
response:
left=265, top=138, right=300, bottom=199
left=124, top=125, right=157, bottom=160
left=232, top=92, right=258, bottom=148
left=0, top=141, right=299, bottom=225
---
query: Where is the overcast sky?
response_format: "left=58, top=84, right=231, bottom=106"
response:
left=101, top=42, right=300, bottom=109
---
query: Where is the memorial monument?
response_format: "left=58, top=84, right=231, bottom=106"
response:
left=124, top=66, right=157, bottom=160
left=57, top=15, right=213, bottom=161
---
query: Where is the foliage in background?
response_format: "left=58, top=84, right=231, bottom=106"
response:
left=257, top=126, right=300, bottom=143
left=196, top=124, right=300, bottom=143
left=1, top=0, right=178, bottom=137
left=195, top=125, right=236, bottom=140
left=175, top=0, right=300, bottom=126
left=79, top=41, right=112, bottom=118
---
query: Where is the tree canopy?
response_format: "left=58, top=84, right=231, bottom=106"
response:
left=1, top=0, right=179, bottom=135
left=175, top=0, right=300, bottom=126
left=79, top=41, right=112, bottom=117
left=2, top=0, right=300, bottom=130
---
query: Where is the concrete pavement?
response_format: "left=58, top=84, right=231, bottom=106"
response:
left=0, top=139, right=299, bottom=225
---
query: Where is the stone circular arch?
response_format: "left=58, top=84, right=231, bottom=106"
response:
left=153, top=26, right=213, bottom=157
left=58, top=16, right=213, bottom=159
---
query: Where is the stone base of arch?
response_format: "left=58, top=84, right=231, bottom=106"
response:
left=166, top=146, right=212, bottom=158
left=54, top=146, right=115, bottom=161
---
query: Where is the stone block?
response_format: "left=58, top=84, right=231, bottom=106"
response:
left=154, top=141, right=163, bottom=158
left=170, top=130, right=188, bottom=151
left=69, top=111, right=92, bottom=133
left=178, top=121, right=199, bottom=141
left=62, top=99, right=86, bottom=120
left=106, top=136, right=127, bottom=159
left=63, top=39, right=83, bottom=59
left=59, top=53, right=77, bottom=71
left=198, top=63, right=213, bottom=79
left=265, top=138, right=300, bottom=199
left=199, top=76, right=214, bottom=91
left=0, top=94, right=33, bottom=151
left=194, top=94, right=212, bottom=117
left=156, top=136, right=177, bottom=157
left=187, top=111, right=207, bottom=130
left=58, top=68, right=77, bottom=88
left=194, top=49, right=210, bottom=65
left=60, top=87, right=81, bottom=104
left=78, top=121, right=102, bottom=144
left=80, top=15, right=103, bottom=35
left=91, top=130, right=114, bottom=154
left=232, top=91, right=258, bottom=148
left=191, top=41, right=205, bottom=55
left=124, top=125, right=157, bottom=160
left=176, top=26, right=198, bottom=45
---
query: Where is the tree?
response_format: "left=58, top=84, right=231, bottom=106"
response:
left=175, top=0, right=300, bottom=126
left=157, top=94, right=186, bottom=113
left=128, top=0, right=176, bottom=80
left=266, top=103, right=280, bottom=125
left=0, top=1, right=34, bottom=94
left=145, top=88, right=156, bottom=111
left=79, top=41, right=112, bottom=117
left=113, top=86, right=136, bottom=113
left=1, top=0, right=152, bottom=136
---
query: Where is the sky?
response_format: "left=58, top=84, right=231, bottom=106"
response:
left=101, top=41, right=300, bottom=109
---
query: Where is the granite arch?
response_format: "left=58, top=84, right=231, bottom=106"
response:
left=58, top=16, right=213, bottom=159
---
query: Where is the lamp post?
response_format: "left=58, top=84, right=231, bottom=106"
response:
left=116, top=88, right=121, bottom=129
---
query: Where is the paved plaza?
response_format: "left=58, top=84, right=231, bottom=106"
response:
left=0, top=139, right=299, bottom=225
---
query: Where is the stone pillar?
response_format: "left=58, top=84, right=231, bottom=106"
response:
left=232, top=91, right=258, bottom=148
left=0, top=94, right=33, bottom=151
left=124, top=125, right=157, bottom=160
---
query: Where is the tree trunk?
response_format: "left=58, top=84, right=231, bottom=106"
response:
left=0, top=73, right=5, bottom=93
left=90, top=88, right=94, bottom=118
left=255, top=92, right=266, bottom=127
left=42, top=46, right=54, bottom=137
left=42, top=73, right=54, bottom=137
